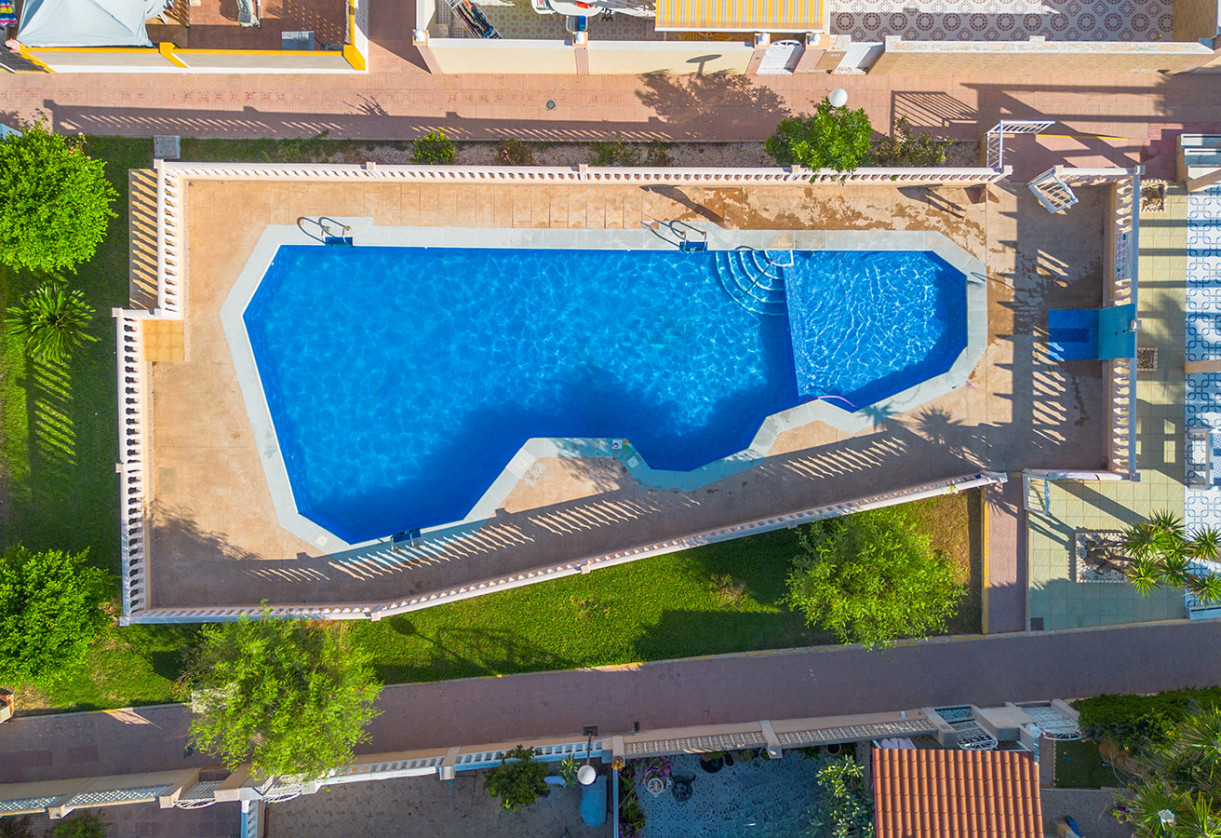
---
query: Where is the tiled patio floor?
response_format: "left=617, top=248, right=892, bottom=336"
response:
left=828, top=0, right=1173, bottom=43
left=144, top=178, right=1110, bottom=611
left=1026, top=187, right=1189, bottom=630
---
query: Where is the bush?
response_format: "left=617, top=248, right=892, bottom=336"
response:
left=765, top=98, right=874, bottom=178
left=813, top=756, right=875, bottom=838
left=1075, top=687, right=1221, bottom=755
left=483, top=745, right=550, bottom=811
left=5, top=280, right=98, bottom=363
left=785, top=507, right=963, bottom=649
left=495, top=138, right=535, bottom=166
left=176, top=612, right=382, bottom=780
left=871, top=117, right=950, bottom=167
left=412, top=130, right=456, bottom=165
left=590, top=135, right=640, bottom=167
left=645, top=139, right=675, bottom=167
left=0, top=546, right=107, bottom=684
left=49, top=812, right=108, bottom=838
left=0, top=121, right=118, bottom=273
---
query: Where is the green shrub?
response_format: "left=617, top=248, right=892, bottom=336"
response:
left=590, top=135, right=640, bottom=167
left=0, top=546, right=107, bottom=684
left=495, top=138, right=535, bottom=166
left=0, top=121, right=118, bottom=273
left=813, top=755, right=875, bottom=838
left=764, top=97, right=874, bottom=178
left=5, top=280, right=98, bottom=363
left=786, top=507, right=963, bottom=649
left=645, top=139, right=675, bottom=167
left=871, top=117, right=950, bottom=167
left=483, top=745, right=550, bottom=811
left=49, top=811, right=108, bottom=838
left=412, top=130, right=456, bottom=165
left=1075, top=687, right=1221, bottom=754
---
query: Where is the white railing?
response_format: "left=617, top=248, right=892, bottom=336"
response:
left=985, top=120, right=1055, bottom=170
left=125, top=472, right=1006, bottom=623
left=154, top=161, right=185, bottom=317
left=154, top=160, right=1008, bottom=187
left=113, top=309, right=152, bottom=622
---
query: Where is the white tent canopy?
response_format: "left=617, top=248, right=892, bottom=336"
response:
left=17, top=0, right=165, bottom=47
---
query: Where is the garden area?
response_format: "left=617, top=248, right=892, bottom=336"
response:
left=0, top=125, right=981, bottom=782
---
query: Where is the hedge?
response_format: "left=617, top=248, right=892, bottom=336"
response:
left=1074, top=687, right=1221, bottom=754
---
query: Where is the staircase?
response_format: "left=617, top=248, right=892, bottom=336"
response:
left=716, top=248, right=791, bottom=316
left=1179, top=135, right=1221, bottom=192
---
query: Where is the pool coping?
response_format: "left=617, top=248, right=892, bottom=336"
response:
left=220, top=222, right=988, bottom=552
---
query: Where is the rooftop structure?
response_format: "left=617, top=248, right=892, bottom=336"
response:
left=873, top=748, right=1043, bottom=838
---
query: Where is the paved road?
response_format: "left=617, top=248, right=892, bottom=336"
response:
left=4, top=618, right=1221, bottom=785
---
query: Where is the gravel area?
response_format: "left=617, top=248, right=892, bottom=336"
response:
left=266, top=772, right=610, bottom=838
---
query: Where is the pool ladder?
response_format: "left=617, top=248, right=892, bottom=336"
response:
left=716, top=247, right=792, bottom=317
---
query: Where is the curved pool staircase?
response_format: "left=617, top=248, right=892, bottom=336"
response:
left=715, top=248, right=792, bottom=316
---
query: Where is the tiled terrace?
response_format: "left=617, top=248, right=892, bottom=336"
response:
left=1026, top=187, right=1188, bottom=630
left=183, top=0, right=347, bottom=49
left=145, top=178, right=1109, bottom=611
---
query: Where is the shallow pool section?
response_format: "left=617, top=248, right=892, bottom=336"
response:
left=224, top=225, right=986, bottom=548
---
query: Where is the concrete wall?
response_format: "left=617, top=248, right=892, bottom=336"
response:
left=1173, top=0, right=1221, bottom=42
left=176, top=50, right=355, bottom=71
left=430, top=39, right=579, bottom=73
left=868, top=36, right=1217, bottom=75
left=586, top=40, right=754, bottom=73
left=26, top=48, right=177, bottom=71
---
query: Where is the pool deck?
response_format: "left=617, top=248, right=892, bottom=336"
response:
left=146, top=178, right=1109, bottom=610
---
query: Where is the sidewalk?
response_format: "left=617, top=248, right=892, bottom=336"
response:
left=4, top=618, right=1221, bottom=785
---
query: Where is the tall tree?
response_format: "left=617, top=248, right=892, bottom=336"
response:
left=786, top=506, right=963, bottom=649
left=0, top=122, right=117, bottom=273
left=176, top=613, right=382, bottom=781
left=0, top=545, right=107, bottom=683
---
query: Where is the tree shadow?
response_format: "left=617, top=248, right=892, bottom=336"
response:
left=635, top=72, right=792, bottom=139
left=372, top=617, right=575, bottom=683
left=631, top=609, right=830, bottom=663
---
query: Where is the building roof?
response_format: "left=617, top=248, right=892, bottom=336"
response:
left=872, top=748, right=1043, bottom=838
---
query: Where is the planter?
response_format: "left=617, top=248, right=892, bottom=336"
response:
left=698, top=757, right=725, bottom=774
left=643, top=772, right=667, bottom=797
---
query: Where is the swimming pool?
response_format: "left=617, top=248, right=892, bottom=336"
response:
left=237, top=233, right=973, bottom=544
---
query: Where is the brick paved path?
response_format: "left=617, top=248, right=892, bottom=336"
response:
left=4, top=619, right=1220, bottom=785
left=1, top=14, right=1219, bottom=172
left=985, top=476, right=1028, bottom=633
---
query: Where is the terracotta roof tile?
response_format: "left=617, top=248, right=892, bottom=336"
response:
left=873, top=748, right=1043, bottom=838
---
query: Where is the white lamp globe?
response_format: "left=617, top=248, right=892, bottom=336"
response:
left=828, top=88, right=848, bottom=108
left=578, top=765, right=597, bottom=785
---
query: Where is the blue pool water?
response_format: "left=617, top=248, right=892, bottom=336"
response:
left=245, top=245, right=966, bottom=542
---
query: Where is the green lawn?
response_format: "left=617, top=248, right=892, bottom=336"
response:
left=0, top=137, right=982, bottom=710
left=1053, top=739, right=1126, bottom=789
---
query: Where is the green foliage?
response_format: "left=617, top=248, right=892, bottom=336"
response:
left=49, top=811, right=108, bottom=838
left=0, top=815, right=36, bottom=838
left=871, top=117, right=950, bottom=167
left=483, top=745, right=550, bottom=811
left=813, top=756, right=875, bottom=838
left=559, top=755, right=579, bottom=787
left=645, top=139, right=675, bottom=167
left=1120, top=512, right=1221, bottom=604
left=0, top=122, right=118, bottom=273
left=0, top=545, right=107, bottom=684
left=764, top=98, right=874, bottom=178
left=411, top=130, right=456, bottom=165
left=590, top=135, right=640, bottom=167
left=785, top=507, right=963, bottom=649
left=1116, top=706, right=1221, bottom=838
left=176, top=613, right=382, bottom=780
left=5, top=280, right=98, bottom=363
left=1076, top=688, right=1221, bottom=755
left=495, top=138, right=536, bottom=166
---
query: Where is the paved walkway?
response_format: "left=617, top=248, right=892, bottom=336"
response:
left=0, top=10, right=1219, bottom=176
left=985, top=476, right=1027, bottom=633
left=4, top=619, right=1221, bottom=786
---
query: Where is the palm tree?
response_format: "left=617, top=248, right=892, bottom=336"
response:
left=1124, top=781, right=1184, bottom=838
left=1121, top=512, right=1221, bottom=601
left=1187, top=573, right=1221, bottom=606
left=1123, top=522, right=1164, bottom=560
left=1190, top=527, right=1221, bottom=562
left=1128, top=556, right=1165, bottom=597
left=4, top=281, right=97, bottom=363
